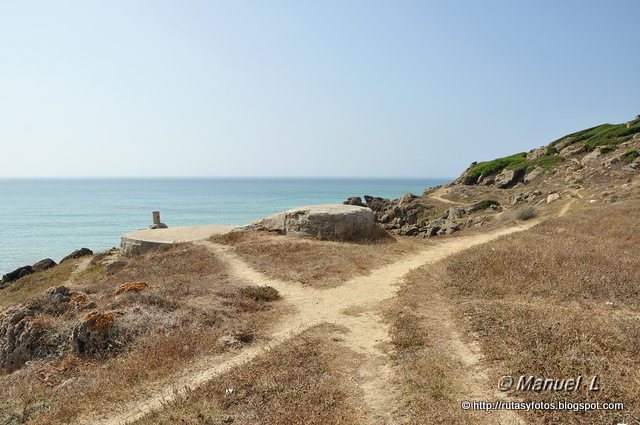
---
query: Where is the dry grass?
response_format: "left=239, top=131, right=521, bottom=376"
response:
left=0, top=260, right=78, bottom=311
left=211, top=231, right=422, bottom=287
left=135, top=324, right=363, bottom=425
left=390, top=200, right=640, bottom=424
left=0, top=244, right=283, bottom=424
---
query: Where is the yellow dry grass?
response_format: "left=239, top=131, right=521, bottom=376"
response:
left=211, top=231, right=423, bottom=287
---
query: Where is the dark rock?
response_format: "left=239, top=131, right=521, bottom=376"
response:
left=60, top=248, right=93, bottom=263
left=149, top=223, right=168, bottom=229
left=363, top=195, right=392, bottom=212
left=2, top=266, right=34, bottom=285
left=344, top=196, right=364, bottom=207
left=32, top=258, right=57, bottom=273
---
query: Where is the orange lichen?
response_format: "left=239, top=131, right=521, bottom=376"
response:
left=113, top=281, right=149, bottom=296
left=69, top=294, right=91, bottom=305
left=83, top=311, right=115, bottom=332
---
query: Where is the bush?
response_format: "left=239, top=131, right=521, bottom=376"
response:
left=239, top=286, right=280, bottom=302
left=470, top=199, right=500, bottom=212
left=623, top=149, right=639, bottom=164
left=515, top=206, right=537, bottom=221
left=465, top=153, right=527, bottom=183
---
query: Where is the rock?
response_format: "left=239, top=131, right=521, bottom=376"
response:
left=363, top=195, right=392, bottom=211
left=560, top=143, right=587, bottom=157
left=343, top=196, right=364, bottom=207
left=397, top=193, right=417, bottom=205
left=494, top=168, right=523, bottom=188
left=547, top=193, right=561, bottom=203
left=149, top=223, right=168, bottom=229
left=524, top=166, right=544, bottom=184
left=510, top=193, right=525, bottom=205
left=32, top=258, right=57, bottom=273
left=43, top=286, right=73, bottom=303
left=446, top=207, right=466, bottom=220
left=71, top=311, right=118, bottom=357
left=60, top=248, right=93, bottom=263
left=243, top=204, right=376, bottom=241
left=400, top=225, right=420, bottom=236
left=0, top=305, right=62, bottom=372
left=218, top=335, right=243, bottom=349
left=419, top=218, right=459, bottom=237
left=1, top=266, right=34, bottom=285
left=527, top=146, right=548, bottom=160
left=478, top=174, right=496, bottom=186
left=441, top=220, right=460, bottom=235
left=581, top=150, right=602, bottom=165
left=623, top=158, right=640, bottom=172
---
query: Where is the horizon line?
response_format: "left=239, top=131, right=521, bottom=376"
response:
left=0, top=175, right=454, bottom=180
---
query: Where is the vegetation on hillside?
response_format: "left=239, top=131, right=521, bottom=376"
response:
left=464, top=152, right=565, bottom=183
left=551, top=120, right=640, bottom=151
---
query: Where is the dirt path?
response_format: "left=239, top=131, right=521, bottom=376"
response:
left=428, top=186, right=458, bottom=204
left=83, top=220, right=541, bottom=425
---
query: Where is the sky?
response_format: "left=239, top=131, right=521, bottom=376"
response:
left=0, top=0, right=638, bottom=178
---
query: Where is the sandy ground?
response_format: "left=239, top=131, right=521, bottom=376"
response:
left=81, top=217, right=545, bottom=425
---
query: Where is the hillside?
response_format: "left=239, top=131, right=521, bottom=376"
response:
left=342, top=116, right=640, bottom=240
left=0, top=117, right=639, bottom=424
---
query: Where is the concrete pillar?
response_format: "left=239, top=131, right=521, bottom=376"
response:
left=152, top=211, right=161, bottom=225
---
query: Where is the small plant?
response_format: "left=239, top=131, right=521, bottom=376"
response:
left=623, top=149, right=639, bottom=164
left=515, top=206, right=537, bottom=221
left=239, top=285, right=280, bottom=302
left=470, top=199, right=500, bottom=212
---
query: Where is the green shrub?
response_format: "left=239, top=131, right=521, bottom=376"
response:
left=465, top=153, right=527, bottom=183
left=551, top=122, right=640, bottom=151
left=623, top=149, right=639, bottom=164
left=471, top=199, right=500, bottom=212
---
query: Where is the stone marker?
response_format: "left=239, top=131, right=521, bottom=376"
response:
left=150, top=211, right=168, bottom=229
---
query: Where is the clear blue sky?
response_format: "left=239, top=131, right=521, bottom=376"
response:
left=1, top=0, right=638, bottom=178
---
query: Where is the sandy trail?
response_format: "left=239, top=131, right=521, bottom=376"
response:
left=428, top=186, right=458, bottom=204
left=83, top=220, right=541, bottom=425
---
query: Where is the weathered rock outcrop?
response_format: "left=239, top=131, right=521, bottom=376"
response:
left=1, top=258, right=59, bottom=289
left=1, top=265, right=33, bottom=287
left=0, top=305, right=62, bottom=372
left=243, top=204, right=376, bottom=241
left=71, top=311, right=120, bottom=357
left=60, top=248, right=93, bottom=263
left=32, top=258, right=57, bottom=273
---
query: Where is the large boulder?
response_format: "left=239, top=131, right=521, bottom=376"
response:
left=1, top=266, right=34, bottom=286
left=524, top=166, right=544, bottom=184
left=32, top=258, right=57, bottom=273
left=343, top=196, right=364, bottom=206
left=494, top=168, right=524, bottom=188
left=0, top=305, right=63, bottom=372
left=60, top=248, right=93, bottom=263
left=244, top=204, right=376, bottom=241
left=71, top=311, right=119, bottom=357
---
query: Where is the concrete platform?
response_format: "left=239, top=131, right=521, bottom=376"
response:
left=120, top=225, right=237, bottom=256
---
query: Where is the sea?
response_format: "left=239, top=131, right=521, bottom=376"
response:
left=0, top=177, right=448, bottom=274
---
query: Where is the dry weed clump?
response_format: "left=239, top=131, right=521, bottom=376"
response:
left=238, top=285, right=280, bottom=302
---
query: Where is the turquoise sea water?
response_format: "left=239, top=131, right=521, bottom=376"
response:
left=0, top=178, right=448, bottom=273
